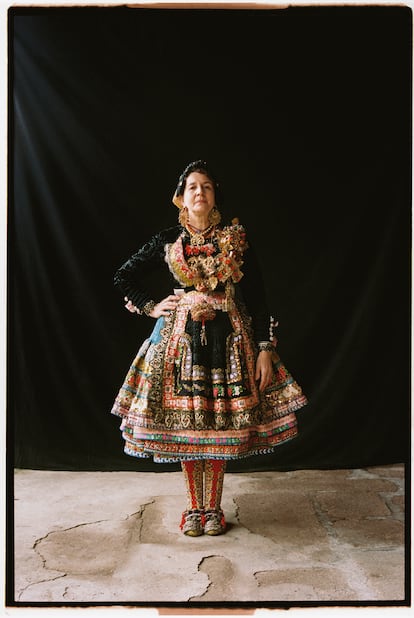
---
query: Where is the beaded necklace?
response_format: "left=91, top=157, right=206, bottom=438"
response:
left=185, top=222, right=215, bottom=246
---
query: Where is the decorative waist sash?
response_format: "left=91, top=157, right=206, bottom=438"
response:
left=176, top=290, right=236, bottom=346
left=176, top=289, right=234, bottom=311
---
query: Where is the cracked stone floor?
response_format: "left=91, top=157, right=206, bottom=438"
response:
left=13, top=464, right=406, bottom=605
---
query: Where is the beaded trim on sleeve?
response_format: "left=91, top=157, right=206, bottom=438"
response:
left=269, top=315, right=278, bottom=347
left=258, top=317, right=279, bottom=351
left=258, top=341, right=276, bottom=352
left=142, top=300, right=156, bottom=316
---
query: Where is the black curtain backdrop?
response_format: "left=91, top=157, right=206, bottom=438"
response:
left=9, top=5, right=411, bottom=472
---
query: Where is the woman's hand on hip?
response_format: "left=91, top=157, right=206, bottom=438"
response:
left=148, top=294, right=181, bottom=318
left=255, top=350, right=273, bottom=392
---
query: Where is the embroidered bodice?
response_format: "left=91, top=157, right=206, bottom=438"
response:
left=165, top=224, right=247, bottom=293
left=114, top=223, right=272, bottom=342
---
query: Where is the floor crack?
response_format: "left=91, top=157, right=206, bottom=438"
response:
left=188, top=555, right=220, bottom=601
left=17, top=573, right=67, bottom=602
left=33, top=518, right=110, bottom=552
left=309, top=493, right=339, bottom=540
left=31, top=506, right=150, bottom=578
left=32, top=505, right=149, bottom=553
left=232, top=497, right=240, bottom=523
left=137, top=499, right=155, bottom=542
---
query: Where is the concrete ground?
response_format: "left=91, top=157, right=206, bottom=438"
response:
left=13, top=464, right=406, bottom=606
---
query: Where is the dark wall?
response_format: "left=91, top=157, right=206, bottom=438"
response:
left=9, top=5, right=411, bottom=471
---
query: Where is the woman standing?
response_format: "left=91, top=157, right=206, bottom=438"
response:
left=111, top=160, right=307, bottom=537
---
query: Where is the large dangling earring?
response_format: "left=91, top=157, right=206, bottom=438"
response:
left=208, top=206, right=221, bottom=226
left=179, top=206, right=189, bottom=226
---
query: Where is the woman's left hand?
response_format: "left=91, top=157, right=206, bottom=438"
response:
left=255, top=350, right=273, bottom=392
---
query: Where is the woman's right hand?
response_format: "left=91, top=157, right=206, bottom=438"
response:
left=147, top=294, right=181, bottom=318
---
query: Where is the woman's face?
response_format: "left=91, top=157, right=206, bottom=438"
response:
left=182, top=172, right=215, bottom=222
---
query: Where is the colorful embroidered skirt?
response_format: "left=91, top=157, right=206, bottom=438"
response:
left=111, top=290, right=307, bottom=463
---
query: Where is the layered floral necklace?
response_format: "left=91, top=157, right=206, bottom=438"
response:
left=165, top=221, right=248, bottom=344
left=165, top=221, right=248, bottom=294
left=185, top=221, right=215, bottom=247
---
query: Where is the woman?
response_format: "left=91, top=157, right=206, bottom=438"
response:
left=111, top=160, right=307, bottom=537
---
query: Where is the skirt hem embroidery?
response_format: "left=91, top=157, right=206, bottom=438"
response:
left=111, top=291, right=307, bottom=462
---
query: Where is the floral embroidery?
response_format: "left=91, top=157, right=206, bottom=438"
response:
left=185, top=243, right=215, bottom=257
left=112, top=223, right=308, bottom=463
left=165, top=224, right=248, bottom=293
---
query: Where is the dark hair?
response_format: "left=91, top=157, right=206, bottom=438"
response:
left=175, top=160, right=221, bottom=205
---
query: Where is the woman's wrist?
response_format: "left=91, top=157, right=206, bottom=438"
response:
left=257, top=341, right=276, bottom=352
left=142, top=300, right=157, bottom=316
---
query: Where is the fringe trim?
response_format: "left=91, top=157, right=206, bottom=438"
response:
left=123, top=435, right=298, bottom=463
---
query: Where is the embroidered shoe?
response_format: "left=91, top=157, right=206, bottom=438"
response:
left=180, top=509, right=204, bottom=537
left=204, top=509, right=226, bottom=536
